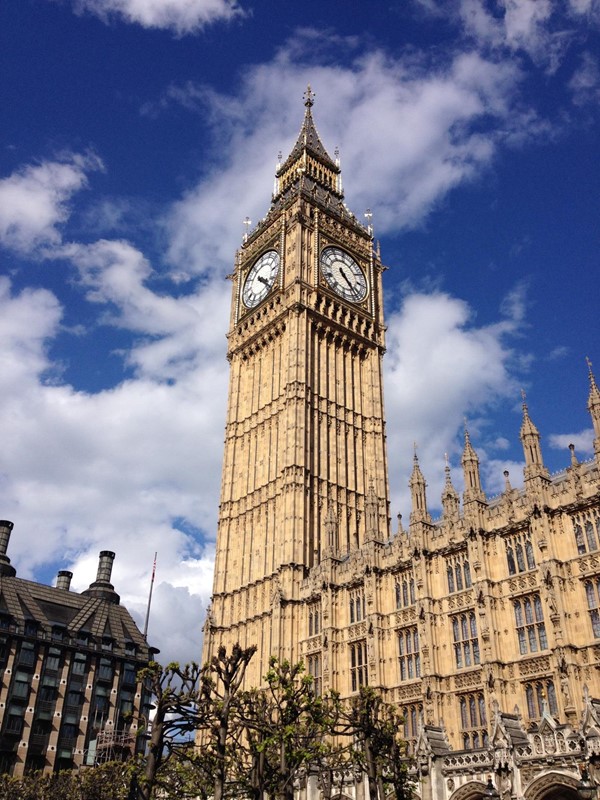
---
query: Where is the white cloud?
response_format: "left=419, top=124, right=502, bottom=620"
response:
left=384, top=288, right=527, bottom=517
left=481, top=457, right=525, bottom=497
left=0, top=276, right=63, bottom=383
left=165, top=34, right=535, bottom=275
left=59, top=238, right=230, bottom=380
left=0, top=272, right=227, bottom=665
left=569, top=51, right=600, bottom=105
left=567, top=0, right=600, bottom=17
left=548, top=429, right=595, bottom=455
left=502, top=0, right=553, bottom=49
left=69, top=0, right=244, bottom=34
left=0, top=30, right=554, bottom=665
left=0, top=153, right=102, bottom=255
left=415, top=0, right=579, bottom=72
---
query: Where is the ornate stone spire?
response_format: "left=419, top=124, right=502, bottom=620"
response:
left=272, top=86, right=343, bottom=206
left=587, top=357, right=600, bottom=459
left=519, top=391, right=549, bottom=481
left=461, top=423, right=485, bottom=504
left=410, top=447, right=431, bottom=525
left=364, top=477, right=381, bottom=542
left=323, top=498, right=338, bottom=556
left=441, top=454, right=460, bottom=521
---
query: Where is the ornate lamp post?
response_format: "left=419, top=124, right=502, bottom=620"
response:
left=484, top=776, right=500, bottom=800
left=577, top=766, right=597, bottom=800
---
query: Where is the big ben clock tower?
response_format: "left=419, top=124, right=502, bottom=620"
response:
left=203, top=88, right=390, bottom=686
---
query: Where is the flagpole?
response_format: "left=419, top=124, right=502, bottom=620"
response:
left=143, top=552, right=157, bottom=641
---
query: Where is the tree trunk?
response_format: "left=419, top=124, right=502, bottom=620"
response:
left=140, top=709, right=165, bottom=800
left=364, top=738, right=379, bottom=800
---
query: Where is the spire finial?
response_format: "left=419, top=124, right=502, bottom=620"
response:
left=413, top=442, right=418, bottom=463
left=521, top=389, right=533, bottom=425
left=587, top=356, right=599, bottom=390
left=444, top=452, right=453, bottom=485
left=243, top=216, right=252, bottom=243
left=304, top=84, right=315, bottom=108
left=569, top=442, right=579, bottom=467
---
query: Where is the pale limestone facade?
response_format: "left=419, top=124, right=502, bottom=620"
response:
left=203, top=92, right=600, bottom=800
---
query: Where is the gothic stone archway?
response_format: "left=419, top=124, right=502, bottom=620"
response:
left=524, top=770, right=580, bottom=800
left=448, top=780, right=489, bottom=800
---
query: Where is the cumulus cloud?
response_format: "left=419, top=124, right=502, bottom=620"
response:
left=569, top=51, right=600, bottom=105
left=548, top=429, right=595, bottom=455
left=165, top=33, right=538, bottom=275
left=415, top=0, right=583, bottom=73
left=68, top=0, right=243, bottom=34
left=384, top=288, right=527, bottom=517
left=0, top=153, right=102, bottom=255
left=0, top=29, right=557, bottom=663
left=0, top=269, right=228, bottom=664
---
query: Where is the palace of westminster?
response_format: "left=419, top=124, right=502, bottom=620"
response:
left=1, top=90, right=599, bottom=800
left=201, top=90, right=600, bottom=800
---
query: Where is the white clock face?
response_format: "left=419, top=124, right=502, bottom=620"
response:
left=320, top=246, right=367, bottom=303
left=242, top=250, right=280, bottom=308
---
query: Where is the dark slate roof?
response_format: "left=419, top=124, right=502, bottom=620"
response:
left=416, top=724, right=451, bottom=757
left=492, top=711, right=530, bottom=747
left=245, top=91, right=371, bottom=245
left=0, top=574, right=150, bottom=659
left=277, top=102, right=338, bottom=176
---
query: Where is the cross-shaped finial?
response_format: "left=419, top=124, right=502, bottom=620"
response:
left=520, top=388, right=527, bottom=403
left=587, top=355, right=593, bottom=373
left=304, top=84, right=315, bottom=108
left=243, top=216, right=251, bottom=242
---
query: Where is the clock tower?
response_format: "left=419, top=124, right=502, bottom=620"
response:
left=203, top=88, right=390, bottom=686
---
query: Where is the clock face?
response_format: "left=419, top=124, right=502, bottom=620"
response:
left=320, top=246, right=367, bottom=303
left=242, top=250, right=280, bottom=308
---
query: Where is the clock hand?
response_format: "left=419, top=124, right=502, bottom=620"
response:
left=258, top=275, right=270, bottom=286
left=339, top=266, right=354, bottom=289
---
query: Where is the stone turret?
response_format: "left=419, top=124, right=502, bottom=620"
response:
left=519, top=393, right=550, bottom=483
left=587, top=358, right=600, bottom=460
left=461, top=426, right=486, bottom=505
left=441, top=455, right=460, bottom=522
left=410, top=449, right=431, bottom=526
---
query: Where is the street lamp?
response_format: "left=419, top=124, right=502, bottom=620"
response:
left=577, top=767, right=597, bottom=800
left=484, top=776, right=500, bottom=800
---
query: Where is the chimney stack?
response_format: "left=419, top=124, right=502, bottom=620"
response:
left=82, top=550, right=120, bottom=604
left=56, top=570, right=73, bottom=591
left=96, top=550, right=115, bottom=583
left=0, top=520, right=16, bottom=578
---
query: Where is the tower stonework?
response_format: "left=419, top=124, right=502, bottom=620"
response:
left=204, top=89, right=390, bottom=687
left=203, top=94, right=600, bottom=800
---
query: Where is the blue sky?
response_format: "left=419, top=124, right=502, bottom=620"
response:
left=1, top=0, right=599, bottom=663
